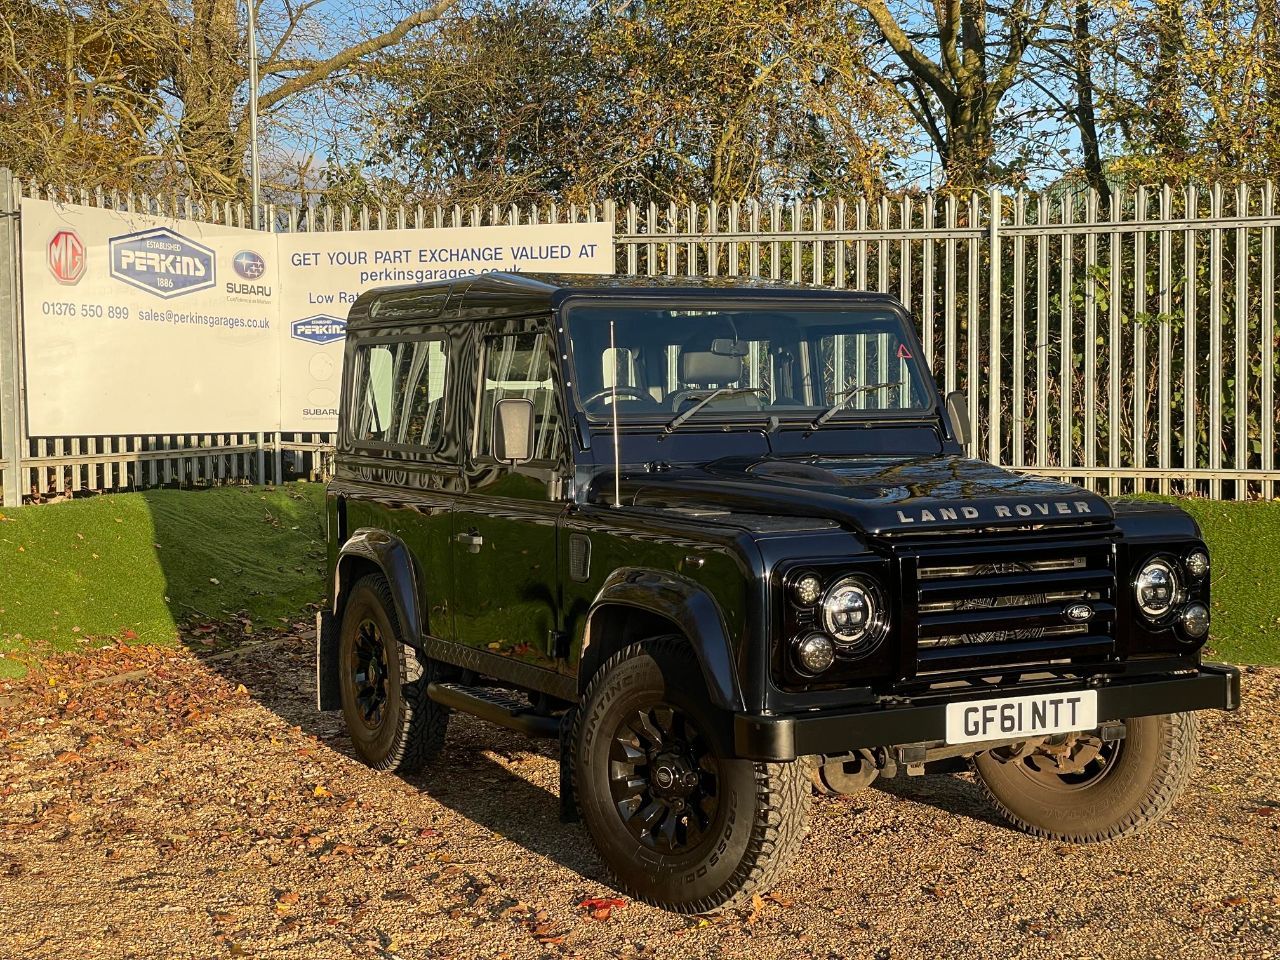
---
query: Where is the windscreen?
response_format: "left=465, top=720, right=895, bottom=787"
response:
left=565, top=303, right=933, bottom=422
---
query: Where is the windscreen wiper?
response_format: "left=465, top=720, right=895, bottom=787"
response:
left=662, top=387, right=766, bottom=435
left=810, top=381, right=903, bottom=429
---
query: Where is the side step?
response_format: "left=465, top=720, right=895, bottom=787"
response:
left=427, top=681, right=562, bottom=738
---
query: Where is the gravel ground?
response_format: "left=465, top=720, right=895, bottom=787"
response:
left=0, top=636, right=1276, bottom=960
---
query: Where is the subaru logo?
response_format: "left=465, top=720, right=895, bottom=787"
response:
left=291, top=315, right=347, bottom=344
left=1065, top=602, right=1093, bottom=623
left=232, top=250, right=266, bottom=280
left=109, top=227, right=215, bottom=299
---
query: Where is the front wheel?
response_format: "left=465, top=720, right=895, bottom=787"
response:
left=572, top=638, right=810, bottom=913
left=973, top=711, right=1198, bottom=842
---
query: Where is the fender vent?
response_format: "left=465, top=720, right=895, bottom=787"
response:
left=569, top=534, right=592, bottom=582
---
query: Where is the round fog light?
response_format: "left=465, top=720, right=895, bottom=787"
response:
left=793, top=574, right=823, bottom=607
left=1185, top=550, right=1209, bottom=579
left=794, top=634, right=836, bottom=674
left=1180, top=602, right=1210, bottom=640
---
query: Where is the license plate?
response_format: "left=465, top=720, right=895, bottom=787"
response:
left=944, top=690, right=1098, bottom=745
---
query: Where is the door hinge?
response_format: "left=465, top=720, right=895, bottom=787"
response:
left=548, top=629, right=570, bottom=659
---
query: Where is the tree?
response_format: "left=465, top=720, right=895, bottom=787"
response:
left=850, top=0, right=1055, bottom=187
left=0, top=0, right=169, bottom=189
left=165, top=0, right=461, bottom=198
left=2, top=0, right=460, bottom=197
left=345, top=0, right=907, bottom=205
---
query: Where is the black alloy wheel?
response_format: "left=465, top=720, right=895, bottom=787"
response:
left=337, top=574, right=449, bottom=773
left=609, top=703, right=720, bottom=855
left=573, top=636, right=810, bottom=913
left=349, top=618, right=391, bottom=730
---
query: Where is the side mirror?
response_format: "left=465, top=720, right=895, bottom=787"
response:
left=945, top=391, right=972, bottom=448
left=493, top=398, right=536, bottom=464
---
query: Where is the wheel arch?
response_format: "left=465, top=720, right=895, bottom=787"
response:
left=318, top=528, right=426, bottom=713
left=579, top=568, right=744, bottom=712
left=332, top=528, right=425, bottom=648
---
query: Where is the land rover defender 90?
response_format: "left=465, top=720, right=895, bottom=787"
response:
left=317, top=273, right=1239, bottom=913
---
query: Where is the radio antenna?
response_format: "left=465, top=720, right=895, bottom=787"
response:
left=610, top=319, right=621, bottom=508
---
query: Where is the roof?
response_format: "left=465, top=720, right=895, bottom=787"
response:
left=346, top=271, right=904, bottom=328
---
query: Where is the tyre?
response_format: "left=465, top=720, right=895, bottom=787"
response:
left=572, top=637, right=809, bottom=913
left=338, top=573, right=448, bottom=773
left=973, top=711, right=1198, bottom=842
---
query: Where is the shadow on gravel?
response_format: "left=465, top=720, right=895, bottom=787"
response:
left=406, top=745, right=603, bottom=879
left=871, top=773, right=1011, bottom=830
left=201, top=635, right=604, bottom=880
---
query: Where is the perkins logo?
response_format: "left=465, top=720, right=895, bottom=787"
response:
left=291, top=314, right=346, bottom=344
left=109, top=228, right=215, bottom=298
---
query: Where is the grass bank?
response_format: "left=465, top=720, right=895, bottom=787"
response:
left=0, top=484, right=325, bottom=677
left=0, top=486, right=1275, bottom=679
left=1131, top=496, right=1280, bottom=666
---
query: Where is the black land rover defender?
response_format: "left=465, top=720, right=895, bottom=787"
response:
left=317, top=273, right=1239, bottom=913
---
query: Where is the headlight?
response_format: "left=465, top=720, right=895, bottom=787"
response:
left=821, top=577, right=888, bottom=652
left=1134, top=558, right=1181, bottom=619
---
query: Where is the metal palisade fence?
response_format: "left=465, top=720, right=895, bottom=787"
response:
left=1, top=171, right=1278, bottom=505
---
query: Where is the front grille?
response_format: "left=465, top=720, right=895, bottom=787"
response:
left=906, top=540, right=1116, bottom=675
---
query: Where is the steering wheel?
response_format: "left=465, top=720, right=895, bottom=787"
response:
left=582, top=386, right=652, bottom=407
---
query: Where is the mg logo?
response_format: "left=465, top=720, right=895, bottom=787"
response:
left=48, top=230, right=86, bottom=285
left=109, top=227, right=215, bottom=298
left=291, top=315, right=346, bottom=344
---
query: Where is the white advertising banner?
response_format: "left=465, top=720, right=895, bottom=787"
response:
left=18, top=198, right=613, bottom=434
left=20, top=198, right=279, bottom=435
left=276, top=222, right=612, bottom=431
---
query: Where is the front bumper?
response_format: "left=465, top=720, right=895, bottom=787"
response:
left=734, top=663, right=1241, bottom=761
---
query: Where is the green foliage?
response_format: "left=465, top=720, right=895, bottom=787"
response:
left=1124, top=495, right=1280, bottom=665
left=341, top=0, right=908, bottom=206
left=0, top=485, right=326, bottom=676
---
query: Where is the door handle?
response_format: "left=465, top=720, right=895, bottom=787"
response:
left=454, top=530, right=484, bottom=554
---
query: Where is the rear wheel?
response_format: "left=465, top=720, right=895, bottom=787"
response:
left=338, top=574, right=448, bottom=773
left=973, top=712, right=1198, bottom=841
left=572, top=637, right=809, bottom=913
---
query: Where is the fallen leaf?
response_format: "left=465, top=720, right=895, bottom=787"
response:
left=313, top=785, right=333, bottom=798
left=579, top=896, right=627, bottom=921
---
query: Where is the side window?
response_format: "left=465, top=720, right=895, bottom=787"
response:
left=351, top=338, right=449, bottom=450
left=478, top=332, right=563, bottom=461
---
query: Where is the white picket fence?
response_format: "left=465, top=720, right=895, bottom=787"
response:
left=2, top=171, right=1278, bottom=505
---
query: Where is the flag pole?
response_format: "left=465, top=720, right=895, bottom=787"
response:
left=246, top=0, right=261, bottom=230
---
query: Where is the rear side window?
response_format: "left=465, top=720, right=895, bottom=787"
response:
left=350, top=338, right=449, bottom=451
